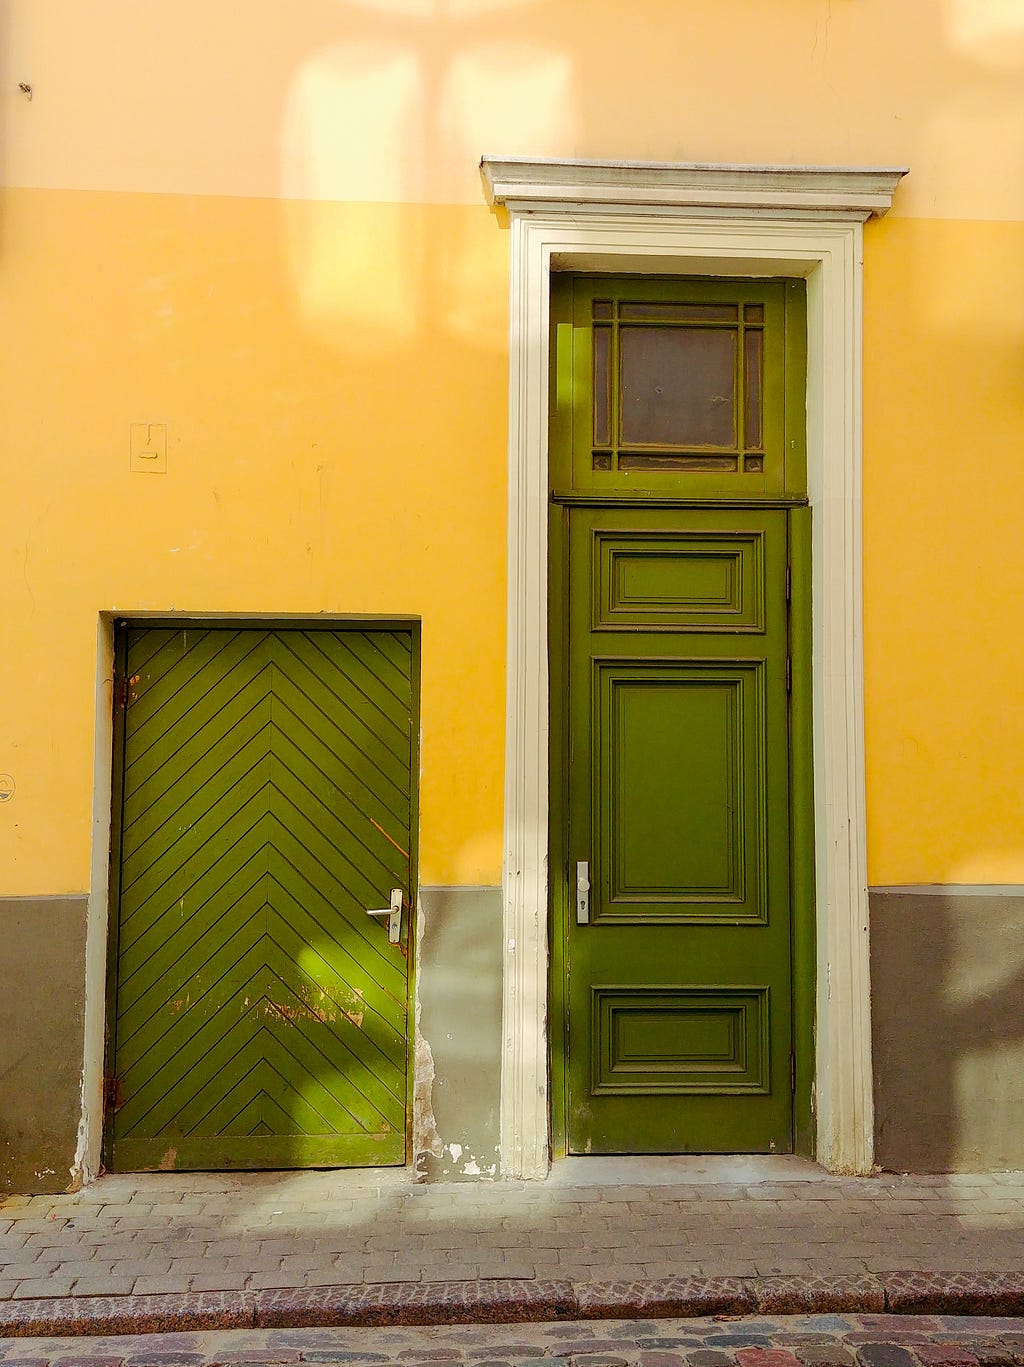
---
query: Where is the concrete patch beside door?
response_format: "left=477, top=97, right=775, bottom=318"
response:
left=414, top=886, right=503, bottom=1181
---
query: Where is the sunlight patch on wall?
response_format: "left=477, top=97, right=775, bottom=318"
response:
left=282, top=43, right=424, bottom=203
left=940, top=877, right=1024, bottom=1170
left=943, top=0, right=1024, bottom=70
left=332, top=0, right=537, bottom=14
left=282, top=43, right=428, bottom=343
left=438, top=212, right=508, bottom=347
left=280, top=34, right=570, bottom=345
left=439, top=43, right=577, bottom=202
left=282, top=199, right=420, bottom=350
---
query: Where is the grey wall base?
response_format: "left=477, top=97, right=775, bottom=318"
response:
left=0, top=897, right=87, bottom=1195
left=414, top=887, right=502, bottom=1181
left=7, top=884, right=1023, bottom=1191
left=871, top=886, right=1024, bottom=1172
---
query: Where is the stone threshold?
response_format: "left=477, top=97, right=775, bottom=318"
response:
left=2, top=1273, right=1024, bottom=1338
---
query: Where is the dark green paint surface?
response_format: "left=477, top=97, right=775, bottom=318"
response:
left=109, top=625, right=416, bottom=1171
left=562, top=507, right=793, bottom=1154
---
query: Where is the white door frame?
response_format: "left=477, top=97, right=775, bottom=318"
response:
left=482, top=158, right=905, bottom=1179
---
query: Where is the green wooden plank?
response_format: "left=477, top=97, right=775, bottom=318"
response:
left=116, top=947, right=285, bottom=1131
left=260, top=930, right=408, bottom=1111
left=205, top=1084, right=312, bottom=1141
left=322, top=631, right=413, bottom=713
left=281, top=630, right=411, bottom=750
left=285, top=631, right=411, bottom=754
left=120, top=761, right=271, bottom=903
left=126, top=631, right=264, bottom=763
left=116, top=865, right=270, bottom=1051
left=127, top=627, right=203, bottom=683
left=271, top=639, right=411, bottom=801
left=123, top=673, right=272, bottom=825
left=269, top=729, right=407, bottom=882
left=183, top=1027, right=394, bottom=1140
left=118, top=815, right=273, bottom=960
left=129, top=1004, right=401, bottom=1142
left=268, top=685, right=410, bottom=834
left=112, top=1128, right=404, bottom=1171
left=123, top=709, right=274, bottom=853
left=266, top=836, right=406, bottom=1002
left=788, top=506, right=816, bottom=1156
left=268, top=906, right=406, bottom=1054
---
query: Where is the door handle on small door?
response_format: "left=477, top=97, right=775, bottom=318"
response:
left=575, top=861, right=590, bottom=925
left=366, top=888, right=403, bottom=944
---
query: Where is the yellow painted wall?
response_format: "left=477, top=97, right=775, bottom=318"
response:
left=5, top=0, right=1024, bottom=222
left=863, top=214, right=1024, bottom=885
left=0, top=189, right=509, bottom=894
left=3, top=0, right=1024, bottom=892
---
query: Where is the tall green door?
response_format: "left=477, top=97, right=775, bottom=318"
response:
left=562, top=507, right=793, bottom=1153
left=108, top=624, right=417, bottom=1171
left=551, top=274, right=811, bottom=1156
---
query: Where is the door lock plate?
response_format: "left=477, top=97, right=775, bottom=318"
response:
left=576, top=861, right=590, bottom=924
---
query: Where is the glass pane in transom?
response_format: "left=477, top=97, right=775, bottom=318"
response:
left=620, top=327, right=737, bottom=448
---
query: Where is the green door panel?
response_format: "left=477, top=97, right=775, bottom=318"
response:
left=108, top=625, right=417, bottom=1172
left=562, top=506, right=793, bottom=1154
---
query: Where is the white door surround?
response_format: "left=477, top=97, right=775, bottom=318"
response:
left=481, top=157, right=906, bottom=1180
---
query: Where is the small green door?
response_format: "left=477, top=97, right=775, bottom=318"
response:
left=550, top=274, right=810, bottom=1155
left=107, top=623, right=417, bottom=1171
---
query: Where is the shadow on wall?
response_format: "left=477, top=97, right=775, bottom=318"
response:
left=871, top=884, right=1024, bottom=1172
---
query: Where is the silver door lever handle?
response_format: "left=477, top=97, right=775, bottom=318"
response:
left=367, top=888, right=403, bottom=944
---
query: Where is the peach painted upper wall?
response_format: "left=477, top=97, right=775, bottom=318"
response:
left=3, top=0, right=1024, bottom=221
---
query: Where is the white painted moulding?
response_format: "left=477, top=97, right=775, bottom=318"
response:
left=481, top=157, right=908, bottom=219
left=485, top=156, right=906, bottom=1182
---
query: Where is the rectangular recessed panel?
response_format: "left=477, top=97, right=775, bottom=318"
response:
left=594, top=529, right=764, bottom=631
left=619, top=302, right=739, bottom=322
left=744, top=328, right=764, bottom=450
left=596, top=661, right=766, bottom=921
left=617, top=451, right=739, bottom=472
left=593, top=326, right=611, bottom=447
left=592, top=987, right=770, bottom=1094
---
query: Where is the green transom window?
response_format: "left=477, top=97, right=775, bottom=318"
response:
left=551, top=275, right=807, bottom=500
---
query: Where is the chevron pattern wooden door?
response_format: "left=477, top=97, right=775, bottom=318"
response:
left=108, top=624, right=416, bottom=1171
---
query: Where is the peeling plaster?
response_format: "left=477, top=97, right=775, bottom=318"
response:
left=412, top=898, right=443, bottom=1178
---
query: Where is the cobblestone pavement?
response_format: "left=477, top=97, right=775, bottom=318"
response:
left=2, top=1312, right=1024, bottom=1366
left=2, top=1167, right=1023, bottom=1301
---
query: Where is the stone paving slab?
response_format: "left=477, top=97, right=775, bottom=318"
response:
left=2, top=1172, right=1024, bottom=1305
left=3, top=1314, right=1024, bottom=1367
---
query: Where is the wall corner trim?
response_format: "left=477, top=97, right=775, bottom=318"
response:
left=492, top=155, right=881, bottom=1181
left=481, top=157, right=907, bottom=220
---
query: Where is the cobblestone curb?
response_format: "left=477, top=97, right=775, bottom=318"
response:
left=1, top=1275, right=1024, bottom=1339
left=3, top=1314, right=1024, bottom=1367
